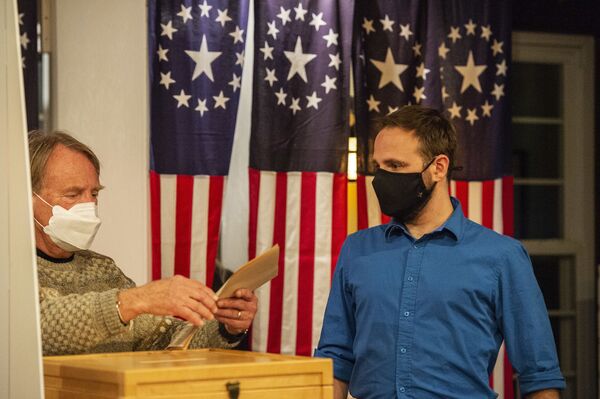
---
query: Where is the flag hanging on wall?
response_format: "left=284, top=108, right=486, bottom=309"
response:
left=352, top=0, right=514, bottom=397
left=248, top=0, right=354, bottom=356
left=17, top=0, right=39, bottom=130
left=148, top=0, right=249, bottom=288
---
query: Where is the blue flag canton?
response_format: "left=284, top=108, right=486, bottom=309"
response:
left=17, top=3, right=35, bottom=70
left=438, top=19, right=508, bottom=129
left=358, top=12, right=508, bottom=128
left=256, top=2, right=343, bottom=118
left=18, top=0, right=39, bottom=130
left=354, top=7, right=510, bottom=179
left=358, top=12, right=439, bottom=115
left=153, top=0, right=248, bottom=125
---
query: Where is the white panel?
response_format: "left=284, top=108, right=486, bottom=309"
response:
left=365, top=175, right=381, bottom=227
left=492, top=178, right=503, bottom=234
left=0, top=0, right=44, bottom=397
left=492, top=344, right=506, bottom=397
left=190, top=176, right=209, bottom=283
left=467, top=181, right=482, bottom=225
left=221, top=0, right=254, bottom=270
left=450, top=179, right=456, bottom=197
left=159, top=175, right=177, bottom=278
left=252, top=171, right=276, bottom=352
left=312, top=172, right=333, bottom=352
left=280, top=172, right=301, bottom=354
left=0, top=3, right=10, bottom=394
left=52, top=0, right=149, bottom=284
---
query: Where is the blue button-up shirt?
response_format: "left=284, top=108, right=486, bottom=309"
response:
left=315, top=198, right=564, bottom=398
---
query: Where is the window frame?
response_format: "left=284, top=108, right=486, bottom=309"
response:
left=512, top=31, right=596, bottom=398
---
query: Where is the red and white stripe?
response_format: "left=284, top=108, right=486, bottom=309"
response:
left=357, top=174, right=515, bottom=399
left=149, top=171, right=225, bottom=288
left=248, top=168, right=347, bottom=356
left=449, top=178, right=514, bottom=237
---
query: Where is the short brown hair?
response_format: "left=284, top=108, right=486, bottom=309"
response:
left=377, top=105, right=458, bottom=179
left=28, top=130, right=100, bottom=192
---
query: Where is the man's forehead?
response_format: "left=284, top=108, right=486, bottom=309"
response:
left=376, top=126, right=417, bottom=140
left=375, top=128, right=420, bottom=152
left=41, top=145, right=99, bottom=190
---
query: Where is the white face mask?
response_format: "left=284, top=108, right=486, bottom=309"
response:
left=34, top=193, right=102, bottom=252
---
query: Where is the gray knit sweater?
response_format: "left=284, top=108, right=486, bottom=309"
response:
left=37, top=250, right=241, bottom=356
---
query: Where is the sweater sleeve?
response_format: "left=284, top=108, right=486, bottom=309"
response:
left=132, top=318, right=242, bottom=350
left=38, top=251, right=241, bottom=354
left=39, top=287, right=130, bottom=355
left=188, top=320, right=242, bottom=349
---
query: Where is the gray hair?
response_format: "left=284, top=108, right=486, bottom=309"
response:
left=28, top=130, right=100, bottom=192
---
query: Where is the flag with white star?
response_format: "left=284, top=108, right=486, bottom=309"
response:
left=250, top=1, right=351, bottom=172
left=354, top=0, right=511, bottom=181
left=247, top=0, right=353, bottom=357
left=17, top=0, right=39, bottom=130
left=352, top=2, right=515, bottom=398
left=148, top=0, right=249, bottom=288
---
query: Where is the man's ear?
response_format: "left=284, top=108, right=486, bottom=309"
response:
left=432, top=155, right=450, bottom=182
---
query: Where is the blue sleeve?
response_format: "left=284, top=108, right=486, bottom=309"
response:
left=496, top=241, right=566, bottom=394
left=313, top=239, right=355, bottom=382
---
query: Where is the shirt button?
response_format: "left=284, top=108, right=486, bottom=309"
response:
left=407, top=276, right=413, bottom=281
left=400, top=347, right=406, bottom=353
left=404, top=311, right=410, bottom=317
left=399, top=387, right=406, bottom=392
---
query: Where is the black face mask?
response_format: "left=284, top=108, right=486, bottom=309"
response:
left=372, top=158, right=436, bottom=223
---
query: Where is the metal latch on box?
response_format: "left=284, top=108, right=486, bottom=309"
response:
left=226, top=381, right=240, bottom=399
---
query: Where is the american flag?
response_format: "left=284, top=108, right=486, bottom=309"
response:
left=17, top=0, right=38, bottom=130
left=147, top=0, right=516, bottom=394
left=148, top=0, right=249, bottom=288
left=248, top=0, right=353, bottom=356
left=353, top=1, right=515, bottom=397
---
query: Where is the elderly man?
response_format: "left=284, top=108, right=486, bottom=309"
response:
left=315, top=106, right=564, bottom=399
left=30, top=130, right=257, bottom=355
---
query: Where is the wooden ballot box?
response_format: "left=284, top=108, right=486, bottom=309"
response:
left=43, top=349, right=333, bottom=398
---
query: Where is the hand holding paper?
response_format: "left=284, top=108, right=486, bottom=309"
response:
left=215, top=245, right=279, bottom=333
left=215, top=288, right=258, bottom=335
left=167, top=245, right=279, bottom=350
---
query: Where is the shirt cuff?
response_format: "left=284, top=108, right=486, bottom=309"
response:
left=519, top=370, right=566, bottom=395
left=314, top=348, right=353, bottom=382
left=218, top=322, right=247, bottom=343
left=95, top=288, right=130, bottom=336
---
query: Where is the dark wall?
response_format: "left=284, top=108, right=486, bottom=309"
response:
left=513, top=0, right=600, bottom=266
left=513, top=0, right=600, bottom=35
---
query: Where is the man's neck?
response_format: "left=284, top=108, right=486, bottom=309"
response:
left=404, top=189, right=454, bottom=240
left=34, top=226, right=73, bottom=259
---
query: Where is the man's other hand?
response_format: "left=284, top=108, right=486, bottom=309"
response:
left=215, top=288, right=258, bottom=335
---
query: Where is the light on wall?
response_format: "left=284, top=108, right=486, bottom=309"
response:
left=348, top=136, right=357, bottom=181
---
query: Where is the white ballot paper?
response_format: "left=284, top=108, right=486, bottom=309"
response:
left=167, top=245, right=279, bottom=350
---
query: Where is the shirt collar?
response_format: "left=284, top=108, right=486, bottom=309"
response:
left=36, top=248, right=75, bottom=263
left=384, top=197, right=465, bottom=242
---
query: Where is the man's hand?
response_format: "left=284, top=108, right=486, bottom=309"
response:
left=118, top=275, right=219, bottom=326
left=215, top=289, right=258, bottom=335
left=525, top=389, right=560, bottom=399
